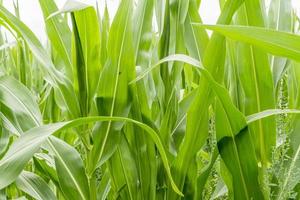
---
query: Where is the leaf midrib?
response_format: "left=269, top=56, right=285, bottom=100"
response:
left=98, top=3, right=131, bottom=164
left=48, top=139, right=88, bottom=200
left=19, top=173, right=43, bottom=200
left=0, top=83, right=41, bottom=126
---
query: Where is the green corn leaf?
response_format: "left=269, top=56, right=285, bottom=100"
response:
left=15, top=171, right=56, bottom=200
left=47, top=136, right=90, bottom=200
left=100, top=3, right=109, bottom=68
left=1, top=0, right=300, bottom=198
left=0, top=127, right=9, bottom=158
left=107, top=134, right=138, bottom=199
left=131, top=0, right=157, bottom=198
left=196, top=149, right=219, bottom=198
left=132, top=53, right=263, bottom=198
left=47, top=0, right=92, bottom=19
left=33, top=153, right=59, bottom=185
left=170, top=1, right=244, bottom=196
left=0, top=76, right=42, bottom=134
left=39, top=0, right=73, bottom=80
left=0, top=123, right=63, bottom=189
left=184, top=0, right=208, bottom=62
left=215, top=112, right=263, bottom=199
left=268, top=0, right=293, bottom=86
left=71, top=6, right=101, bottom=116
left=178, top=0, right=190, bottom=24
left=0, top=116, right=182, bottom=195
left=246, top=109, right=300, bottom=124
left=235, top=0, right=276, bottom=167
left=196, top=24, right=300, bottom=62
left=0, top=189, right=6, bottom=200
left=0, top=5, right=81, bottom=119
left=89, top=0, right=135, bottom=176
left=97, top=168, right=111, bottom=200
left=0, top=74, right=180, bottom=195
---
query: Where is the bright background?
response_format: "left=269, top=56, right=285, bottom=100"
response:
left=2, top=0, right=300, bottom=42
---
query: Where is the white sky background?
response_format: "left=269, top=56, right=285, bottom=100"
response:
left=1, top=0, right=220, bottom=42
left=2, top=0, right=300, bottom=42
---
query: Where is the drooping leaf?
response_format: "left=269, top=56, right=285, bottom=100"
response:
left=132, top=53, right=263, bottom=198
left=170, top=0, right=244, bottom=196
left=0, top=116, right=181, bottom=195
left=197, top=24, right=300, bottom=62
left=47, top=0, right=92, bottom=19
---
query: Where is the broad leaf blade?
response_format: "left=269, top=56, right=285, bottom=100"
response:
left=0, top=76, right=42, bottom=134
left=15, top=171, right=56, bottom=200
left=47, top=137, right=90, bottom=200
left=71, top=6, right=101, bottom=116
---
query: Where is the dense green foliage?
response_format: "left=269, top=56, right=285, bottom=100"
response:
left=1, top=0, right=300, bottom=199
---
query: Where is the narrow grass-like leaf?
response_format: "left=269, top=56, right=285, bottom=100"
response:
left=184, top=0, right=208, bottom=62
left=178, top=0, right=189, bottom=24
left=33, top=153, right=59, bottom=185
left=196, top=149, right=218, bottom=198
left=2, top=0, right=300, bottom=198
left=246, top=109, right=300, bottom=124
left=268, top=0, right=293, bottom=86
left=39, top=0, right=73, bottom=79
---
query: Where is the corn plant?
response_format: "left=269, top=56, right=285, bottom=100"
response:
left=1, top=0, right=300, bottom=199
